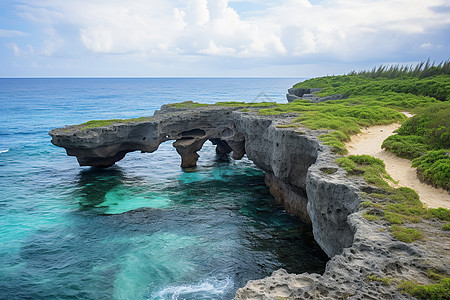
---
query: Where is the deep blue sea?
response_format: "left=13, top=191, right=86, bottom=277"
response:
left=0, top=78, right=327, bottom=300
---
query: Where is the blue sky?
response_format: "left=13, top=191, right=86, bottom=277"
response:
left=0, top=0, right=449, bottom=77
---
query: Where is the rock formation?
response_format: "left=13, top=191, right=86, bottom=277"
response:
left=50, top=104, right=449, bottom=299
left=286, top=87, right=345, bottom=103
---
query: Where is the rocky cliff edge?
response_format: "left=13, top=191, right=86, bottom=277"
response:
left=50, top=104, right=449, bottom=299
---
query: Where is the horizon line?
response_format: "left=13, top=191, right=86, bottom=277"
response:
left=0, top=76, right=309, bottom=79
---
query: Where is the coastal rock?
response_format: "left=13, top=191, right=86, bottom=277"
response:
left=286, top=87, right=345, bottom=103
left=49, top=104, right=449, bottom=300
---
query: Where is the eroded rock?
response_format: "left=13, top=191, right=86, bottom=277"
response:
left=49, top=104, right=449, bottom=300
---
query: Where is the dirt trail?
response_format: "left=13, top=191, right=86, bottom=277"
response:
left=345, top=123, right=449, bottom=209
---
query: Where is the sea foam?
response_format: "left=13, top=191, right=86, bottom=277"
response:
left=149, top=277, right=233, bottom=300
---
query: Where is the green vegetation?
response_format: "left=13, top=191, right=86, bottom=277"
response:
left=336, top=155, right=433, bottom=243
left=284, top=61, right=449, bottom=157
left=390, top=225, right=424, bottom=243
left=81, top=117, right=152, bottom=129
left=338, top=154, right=450, bottom=243
left=412, top=150, right=450, bottom=190
left=168, top=101, right=209, bottom=108
left=336, top=155, right=394, bottom=188
left=366, top=274, right=394, bottom=286
left=442, top=223, right=450, bottom=231
left=167, top=100, right=276, bottom=108
left=275, top=124, right=299, bottom=129
left=362, top=211, right=380, bottom=221
left=293, top=73, right=450, bottom=101
left=258, top=96, right=411, bottom=154
left=428, top=207, right=450, bottom=221
left=348, top=59, right=450, bottom=79
left=399, top=278, right=450, bottom=300
left=381, top=101, right=449, bottom=189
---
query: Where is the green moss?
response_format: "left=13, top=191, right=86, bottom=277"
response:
left=81, top=117, right=152, bottom=129
left=399, top=278, right=450, bottom=300
left=276, top=124, right=298, bottom=128
left=428, top=269, right=446, bottom=281
left=366, top=274, right=394, bottom=286
left=215, top=101, right=276, bottom=107
left=390, top=225, right=424, bottom=243
left=320, top=167, right=338, bottom=175
left=442, top=223, right=450, bottom=231
left=363, top=211, right=380, bottom=221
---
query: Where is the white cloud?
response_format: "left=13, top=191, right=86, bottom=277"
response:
left=0, top=29, right=27, bottom=38
left=12, top=0, right=450, bottom=63
left=10, top=42, right=34, bottom=56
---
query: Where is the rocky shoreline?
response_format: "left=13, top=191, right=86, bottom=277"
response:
left=50, top=104, right=449, bottom=299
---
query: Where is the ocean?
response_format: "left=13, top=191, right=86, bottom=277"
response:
left=0, top=78, right=327, bottom=299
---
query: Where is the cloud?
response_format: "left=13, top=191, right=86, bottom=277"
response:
left=0, top=29, right=27, bottom=37
left=8, top=0, right=450, bottom=72
left=10, top=42, right=34, bottom=56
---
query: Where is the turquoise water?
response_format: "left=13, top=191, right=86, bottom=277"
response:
left=0, top=78, right=327, bottom=299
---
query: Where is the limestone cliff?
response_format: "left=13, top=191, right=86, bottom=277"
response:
left=50, top=105, right=449, bottom=300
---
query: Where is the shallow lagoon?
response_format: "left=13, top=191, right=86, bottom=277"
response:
left=0, top=78, right=327, bottom=299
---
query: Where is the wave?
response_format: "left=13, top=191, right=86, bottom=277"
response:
left=0, top=149, right=9, bottom=154
left=149, top=277, right=233, bottom=300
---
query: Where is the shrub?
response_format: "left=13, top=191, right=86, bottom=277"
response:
left=442, top=223, right=450, bottom=231
left=428, top=208, right=450, bottom=221
left=381, top=135, right=429, bottom=159
left=412, top=150, right=450, bottom=190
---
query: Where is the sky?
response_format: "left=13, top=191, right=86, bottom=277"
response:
left=0, top=0, right=449, bottom=77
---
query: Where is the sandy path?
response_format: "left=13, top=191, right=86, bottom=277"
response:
left=345, top=123, right=450, bottom=209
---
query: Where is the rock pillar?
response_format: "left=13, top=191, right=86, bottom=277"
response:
left=173, top=138, right=207, bottom=168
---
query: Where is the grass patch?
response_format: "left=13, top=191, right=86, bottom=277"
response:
left=428, top=208, right=450, bottom=221
left=360, top=201, right=383, bottom=209
left=366, top=274, right=394, bottom=286
left=167, top=101, right=209, bottom=108
left=363, top=211, right=381, bottom=221
left=276, top=124, right=298, bottom=129
left=336, top=155, right=394, bottom=188
left=258, top=93, right=417, bottom=154
left=442, top=223, right=450, bottom=231
left=81, top=117, right=152, bottom=129
left=390, top=225, right=424, bottom=243
left=399, top=278, right=450, bottom=300
left=168, top=100, right=276, bottom=109
left=337, top=155, right=441, bottom=243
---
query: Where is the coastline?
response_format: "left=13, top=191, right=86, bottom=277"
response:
left=49, top=104, right=450, bottom=299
